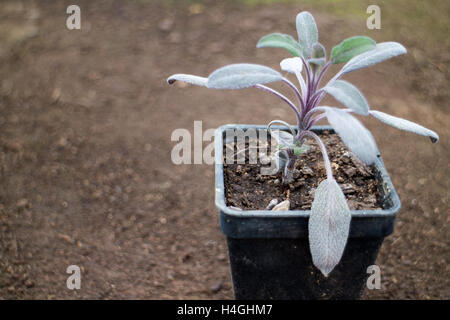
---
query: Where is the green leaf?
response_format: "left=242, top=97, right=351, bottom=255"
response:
left=309, top=58, right=326, bottom=67
left=331, top=36, right=376, bottom=64
left=296, top=12, right=318, bottom=57
left=370, top=110, right=439, bottom=143
left=207, top=64, right=282, bottom=89
left=312, top=43, right=326, bottom=59
left=323, top=80, right=369, bottom=115
left=310, top=43, right=326, bottom=71
left=257, top=33, right=304, bottom=57
left=341, top=42, right=407, bottom=74
left=325, top=107, right=378, bottom=165
left=309, top=178, right=351, bottom=276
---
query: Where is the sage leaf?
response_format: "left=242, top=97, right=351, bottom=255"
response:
left=296, top=11, right=318, bottom=57
left=324, top=80, right=369, bottom=115
left=340, top=42, right=407, bottom=75
left=280, top=57, right=303, bottom=74
left=257, top=33, right=304, bottom=57
left=308, top=58, right=326, bottom=67
left=309, top=178, right=351, bottom=276
left=167, top=74, right=208, bottom=86
left=325, top=107, right=378, bottom=165
left=280, top=57, right=307, bottom=96
left=370, top=110, right=439, bottom=143
left=207, top=64, right=282, bottom=89
left=330, top=36, right=376, bottom=64
left=312, top=43, right=326, bottom=59
left=310, top=43, right=326, bottom=71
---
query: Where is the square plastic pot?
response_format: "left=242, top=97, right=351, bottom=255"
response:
left=214, top=124, right=401, bottom=300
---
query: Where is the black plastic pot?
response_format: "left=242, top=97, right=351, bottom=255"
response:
left=214, top=124, right=401, bottom=300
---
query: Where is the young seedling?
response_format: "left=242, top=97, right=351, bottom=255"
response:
left=167, top=11, right=439, bottom=276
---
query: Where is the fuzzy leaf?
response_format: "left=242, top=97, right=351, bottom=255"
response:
left=280, top=57, right=307, bottom=96
left=167, top=74, right=208, bottom=86
left=324, top=80, right=369, bottom=115
left=330, top=36, right=376, bottom=64
left=370, top=110, right=439, bottom=143
left=207, top=64, right=282, bottom=89
left=257, top=33, right=304, bottom=57
left=309, top=178, right=351, bottom=276
left=325, top=108, right=378, bottom=165
left=280, top=57, right=303, bottom=74
left=340, top=42, right=407, bottom=75
left=296, top=11, right=318, bottom=56
left=310, top=43, right=326, bottom=71
left=312, top=43, right=326, bottom=59
left=308, top=58, right=326, bottom=67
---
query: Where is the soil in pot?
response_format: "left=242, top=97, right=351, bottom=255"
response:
left=224, top=130, right=383, bottom=211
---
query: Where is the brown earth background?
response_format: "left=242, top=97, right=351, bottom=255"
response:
left=0, top=0, right=448, bottom=299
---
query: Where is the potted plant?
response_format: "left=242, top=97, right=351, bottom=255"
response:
left=167, top=11, right=439, bottom=299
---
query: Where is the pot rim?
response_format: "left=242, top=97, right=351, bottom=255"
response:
left=214, top=123, right=401, bottom=219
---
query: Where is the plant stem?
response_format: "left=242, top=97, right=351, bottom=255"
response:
left=254, top=84, right=303, bottom=130
left=282, top=77, right=304, bottom=113
left=267, top=119, right=296, bottom=137
left=306, top=113, right=327, bottom=129
left=303, top=106, right=328, bottom=128
left=283, top=155, right=296, bottom=184
left=313, top=61, right=332, bottom=93
left=302, top=131, right=333, bottom=180
left=301, top=57, right=312, bottom=104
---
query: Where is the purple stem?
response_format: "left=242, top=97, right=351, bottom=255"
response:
left=303, top=61, right=332, bottom=115
left=302, top=106, right=328, bottom=128
left=254, top=84, right=302, bottom=129
left=282, top=78, right=305, bottom=113
left=301, top=57, right=312, bottom=105
left=306, top=113, right=327, bottom=129
left=313, top=61, right=332, bottom=93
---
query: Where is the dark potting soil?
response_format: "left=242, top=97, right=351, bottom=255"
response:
left=223, top=131, right=383, bottom=211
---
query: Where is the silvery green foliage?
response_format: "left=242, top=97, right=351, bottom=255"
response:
left=309, top=178, right=351, bottom=276
left=280, top=57, right=303, bottom=74
left=207, top=64, right=282, bottom=89
left=167, top=64, right=282, bottom=90
left=280, top=57, right=307, bottom=97
left=324, top=80, right=369, bottom=115
left=330, top=36, right=376, bottom=64
left=337, top=42, right=407, bottom=76
left=325, top=107, right=378, bottom=165
left=370, top=110, right=439, bottom=143
left=309, top=43, right=326, bottom=71
left=296, top=12, right=318, bottom=57
left=168, top=11, right=439, bottom=276
left=256, top=33, right=303, bottom=57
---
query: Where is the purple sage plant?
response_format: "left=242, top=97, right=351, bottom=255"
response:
left=167, top=11, right=439, bottom=276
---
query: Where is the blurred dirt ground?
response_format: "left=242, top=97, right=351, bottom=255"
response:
left=0, top=0, right=448, bottom=299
